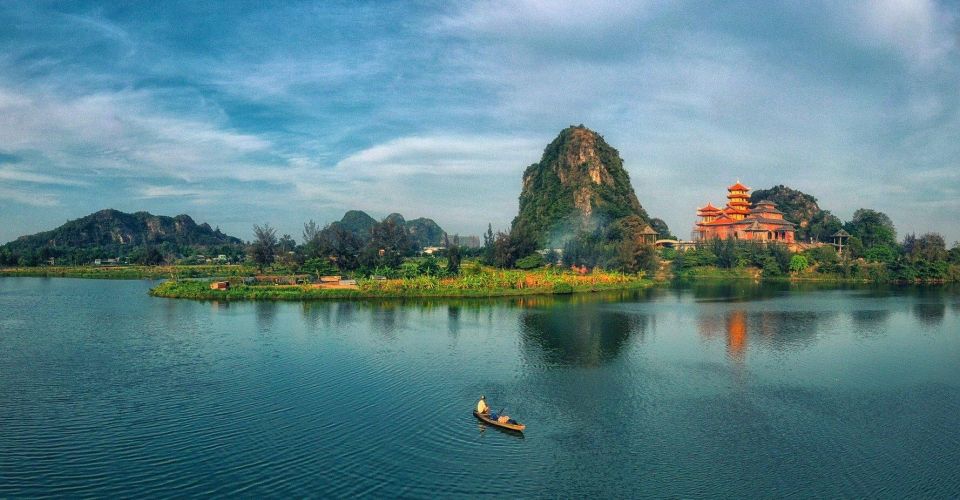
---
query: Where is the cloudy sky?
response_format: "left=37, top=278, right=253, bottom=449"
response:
left=1, top=0, right=958, bottom=244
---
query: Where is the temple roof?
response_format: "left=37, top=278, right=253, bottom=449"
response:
left=728, top=181, right=749, bottom=191
left=639, top=225, right=658, bottom=235
left=750, top=204, right=783, bottom=214
left=749, top=217, right=796, bottom=227
left=700, top=216, right=795, bottom=228
left=698, top=202, right=722, bottom=212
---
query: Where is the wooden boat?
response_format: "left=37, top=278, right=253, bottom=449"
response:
left=473, top=410, right=525, bottom=432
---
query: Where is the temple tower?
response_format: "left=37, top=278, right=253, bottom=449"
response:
left=725, top=181, right=751, bottom=221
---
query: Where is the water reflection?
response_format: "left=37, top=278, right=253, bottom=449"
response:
left=447, top=306, right=461, bottom=337
left=698, top=309, right=826, bottom=362
left=681, top=281, right=788, bottom=303
left=911, top=287, right=949, bottom=327
left=519, top=298, right=650, bottom=367
left=850, top=309, right=891, bottom=337
left=255, top=301, right=277, bottom=331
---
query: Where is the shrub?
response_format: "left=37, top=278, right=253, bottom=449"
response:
left=789, top=255, right=809, bottom=273
left=515, top=253, right=546, bottom=270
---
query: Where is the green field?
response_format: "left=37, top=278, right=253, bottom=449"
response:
left=149, top=268, right=652, bottom=301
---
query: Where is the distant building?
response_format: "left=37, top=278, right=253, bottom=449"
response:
left=693, top=181, right=796, bottom=243
left=457, top=236, right=482, bottom=248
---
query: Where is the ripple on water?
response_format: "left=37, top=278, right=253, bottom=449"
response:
left=2, top=280, right=960, bottom=497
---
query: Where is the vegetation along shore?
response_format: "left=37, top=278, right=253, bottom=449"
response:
left=4, top=126, right=959, bottom=300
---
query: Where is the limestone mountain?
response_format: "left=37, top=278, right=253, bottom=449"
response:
left=0, top=209, right=242, bottom=265
left=405, top=217, right=447, bottom=247
left=325, top=210, right=446, bottom=247
left=331, top=210, right=379, bottom=237
left=511, top=125, right=651, bottom=247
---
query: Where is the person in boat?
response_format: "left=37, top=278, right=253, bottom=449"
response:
left=477, top=395, right=490, bottom=415
left=478, top=396, right=518, bottom=425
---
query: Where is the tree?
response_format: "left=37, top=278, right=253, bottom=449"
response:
left=302, top=220, right=323, bottom=259
left=133, top=246, right=164, bottom=265
left=649, top=218, right=674, bottom=240
left=445, top=234, right=461, bottom=275
left=903, top=233, right=947, bottom=262
left=278, top=234, right=296, bottom=253
left=361, top=218, right=415, bottom=268
left=483, top=223, right=495, bottom=265
left=845, top=209, right=896, bottom=249
left=249, top=223, right=278, bottom=271
left=492, top=231, right=514, bottom=268
left=865, top=245, right=896, bottom=263
left=808, top=210, right=844, bottom=242
left=789, top=254, right=809, bottom=273
left=319, top=224, right=363, bottom=270
left=949, top=242, right=960, bottom=264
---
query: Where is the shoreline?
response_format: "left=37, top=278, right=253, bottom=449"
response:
left=4, top=266, right=951, bottom=300
left=0, top=265, right=255, bottom=280
left=147, top=276, right=653, bottom=301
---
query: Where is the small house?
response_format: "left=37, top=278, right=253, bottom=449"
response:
left=210, top=281, right=230, bottom=290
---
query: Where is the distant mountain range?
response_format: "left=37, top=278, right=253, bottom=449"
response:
left=327, top=210, right=447, bottom=248
left=0, top=209, right=243, bottom=265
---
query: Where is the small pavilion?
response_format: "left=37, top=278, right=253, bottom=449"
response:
left=832, top=229, right=851, bottom=256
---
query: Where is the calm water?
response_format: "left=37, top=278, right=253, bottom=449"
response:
left=1, top=278, right=959, bottom=498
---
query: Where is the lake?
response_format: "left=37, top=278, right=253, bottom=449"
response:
left=1, top=278, right=959, bottom=497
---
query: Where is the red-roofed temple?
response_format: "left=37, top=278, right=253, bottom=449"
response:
left=693, top=182, right=796, bottom=243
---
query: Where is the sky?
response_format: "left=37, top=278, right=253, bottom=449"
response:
left=1, top=0, right=959, bottom=244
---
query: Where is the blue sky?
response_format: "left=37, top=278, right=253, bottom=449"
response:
left=1, top=0, right=958, bottom=244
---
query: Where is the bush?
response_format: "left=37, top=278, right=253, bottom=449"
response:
left=515, top=253, right=546, bottom=270
left=553, top=283, right=574, bottom=294
left=864, top=245, right=896, bottom=263
left=659, top=247, right=677, bottom=261
left=789, top=255, right=808, bottom=273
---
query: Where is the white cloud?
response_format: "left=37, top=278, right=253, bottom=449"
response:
left=0, top=82, right=278, bottom=183
left=334, top=135, right=542, bottom=177
left=0, top=186, right=59, bottom=207
left=843, top=0, right=957, bottom=66
left=0, top=167, right=88, bottom=186
left=137, top=185, right=217, bottom=199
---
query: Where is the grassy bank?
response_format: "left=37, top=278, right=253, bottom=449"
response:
left=0, top=264, right=256, bottom=280
left=149, top=269, right=651, bottom=301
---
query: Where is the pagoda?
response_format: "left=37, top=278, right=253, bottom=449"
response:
left=693, top=181, right=796, bottom=243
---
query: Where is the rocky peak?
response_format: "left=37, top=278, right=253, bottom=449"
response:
left=512, top=125, right=650, bottom=246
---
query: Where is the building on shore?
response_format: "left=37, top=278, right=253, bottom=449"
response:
left=692, top=181, right=796, bottom=243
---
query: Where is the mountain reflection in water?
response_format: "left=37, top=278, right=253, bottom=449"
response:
left=2, top=278, right=960, bottom=497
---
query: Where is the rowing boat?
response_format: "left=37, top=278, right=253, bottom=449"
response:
left=473, top=410, right=525, bottom=432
